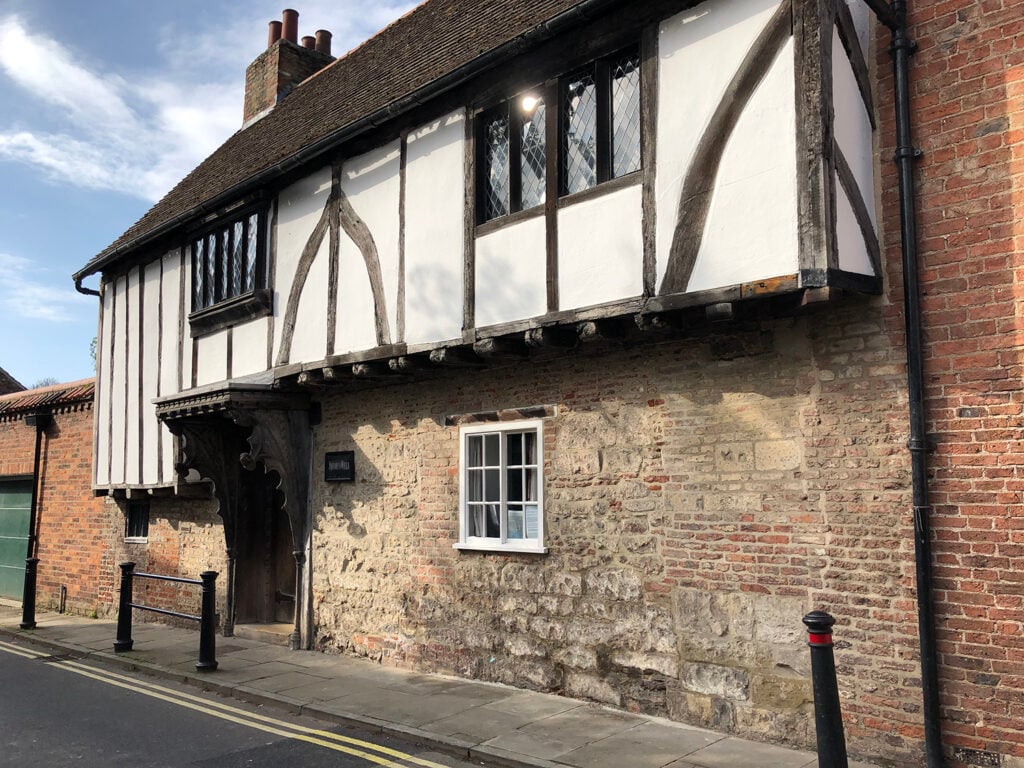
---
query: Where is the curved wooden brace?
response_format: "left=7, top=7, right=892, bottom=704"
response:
left=338, top=189, right=392, bottom=346
left=834, top=143, right=881, bottom=278
left=275, top=196, right=333, bottom=366
left=659, top=0, right=793, bottom=296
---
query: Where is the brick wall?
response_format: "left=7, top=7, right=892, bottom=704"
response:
left=876, top=2, right=1024, bottom=766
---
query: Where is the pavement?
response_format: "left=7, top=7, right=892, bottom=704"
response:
left=0, top=603, right=878, bottom=768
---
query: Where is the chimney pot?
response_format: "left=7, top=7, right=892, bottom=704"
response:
left=267, top=20, right=283, bottom=47
left=281, top=9, right=299, bottom=44
left=315, top=29, right=332, bottom=56
left=301, top=35, right=315, bottom=50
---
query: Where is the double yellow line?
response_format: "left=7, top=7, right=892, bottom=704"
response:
left=0, top=639, right=452, bottom=768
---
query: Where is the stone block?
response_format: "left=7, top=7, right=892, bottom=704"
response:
left=680, top=662, right=750, bottom=701
left=564, top=671, right=623, bottom=706
left=755, top=439, right=802, bottom=471
left=715, top=442, right=755, bottom=472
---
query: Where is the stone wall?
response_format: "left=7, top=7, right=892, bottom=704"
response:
left=309, top=301, right=924, bottom=764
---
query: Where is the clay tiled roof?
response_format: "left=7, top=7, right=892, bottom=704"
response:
left=0, top=378, right=95, bottom=418
left=76, top=0, right=604, bottom=280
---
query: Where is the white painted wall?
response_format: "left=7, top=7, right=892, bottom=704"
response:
left=95, top=280, right=114, bottom=486
left=274, top=167, right=333, bottom=364
left=844, top=0, right=871, bottom=61
left=558, top=185, right=644, bottom=310
left=475, top=217, right=547, bottom=327
left=832, top=27, right=876, bottom=276
left=232, top=318, right=271, bottom=378
left=159, top=251, right=183, bottom=483
left=688, top=38, right=798, bottom=291
left=404, top=110, right=466, bottom=345
left=289, top=237, right=331, bottom=364
left=109, top=275, right=127, bottom=486
left=195, top=330, right=229, bottom=387
left=125, top=268, right=142, bottom=486
left=339, top=141, right=401, bottom=350
left=140, top=261, right=162, bottom=485
left=655, top=0, right=791, bottom=290
left=181, top=256, right=194, bottom=391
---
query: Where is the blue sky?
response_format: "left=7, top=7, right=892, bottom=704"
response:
left=0, top=0, right=415, bottom=388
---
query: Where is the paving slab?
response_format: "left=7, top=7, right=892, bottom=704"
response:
left=685, top=736, right=818, bottom=768
left=316, top=686, right=480, bottom=727
left=559, top=721, right=723, bottom=768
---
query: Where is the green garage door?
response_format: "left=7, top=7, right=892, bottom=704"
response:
left=0, top=480, right=32, bottom=600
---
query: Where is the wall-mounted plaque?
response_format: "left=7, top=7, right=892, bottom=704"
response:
left=325, top=451, right=355, bottom=482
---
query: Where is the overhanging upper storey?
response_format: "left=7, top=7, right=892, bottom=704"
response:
left=83, top=0, right=880, bottom=492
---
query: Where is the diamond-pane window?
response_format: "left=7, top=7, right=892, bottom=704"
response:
left=190, top=208, right=267, bottom=312
left=564, top=73, right=597, bottom=195
left=483, top=113, right=510, bottom=221
left=520, top=97, right=546, bottom=210
left=612, top=53, right=641, bottom=178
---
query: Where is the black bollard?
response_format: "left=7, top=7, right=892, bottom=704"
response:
left=195, top=571, right=218, bottom=671
left=803, top=611, right=848, bottom=768
left=114, top=562, right=135, bottom=652
left=19, top=557, right=40, bottom=629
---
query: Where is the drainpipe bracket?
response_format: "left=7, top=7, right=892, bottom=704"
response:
left=890, top=37, right=918, bottom=55
left=893, top=146, right=923, bottom=163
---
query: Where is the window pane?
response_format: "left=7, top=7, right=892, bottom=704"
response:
left=519, top=96, right=546, bottom=210
left=485, top=503, right=500, bottom=538
left=507, top=432, right=523, bottom=466
left=231, top=220, right=244, bottom=296
left=524, top=468, right=538, bottom=502
left=220, top=228, right=230, bottom=300
left=564, top=72, right=597, bottom=194
left=205, top=234, right=217, bottom=307
left=246, top=213, right=259, bottom=291
left=612, top=52, right=641, bottom=177
left=467, top=435, right=483, bottom=468
left=525, top=504, right=539, bottom=538
left=524, top=431, right=537, bottom=465
left=484, top=469, right=500, bottom=502
left=508, top=468, right=523, bottom=502
left=484, top=434, right=500, bottom=466
left=468, top=504, right=484, bottom=537
left=507, top=505, right=525, bottom=539
left=483, top=112, right=510, bottom=220
left=192, top=240, right=205, bottom=310
left=467, top=469, right=483, bottom=502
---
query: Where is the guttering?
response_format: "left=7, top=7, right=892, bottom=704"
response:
left=74, top=276, right=100, bottom=297
left=23, top=410, right=52, bottom=560
left=869, top=0, right=943, bottom=765
left=72, top=0, right=624, bottom=282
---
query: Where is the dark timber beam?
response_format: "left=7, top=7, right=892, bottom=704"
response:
left=352, top=361, right=392, bottom=378
left=429, top=347, right=484, bottom=367
left=525, top=326, right=577, bottom=349
left=473, top=337, right=528, bottom=359
left=577, top=319, right=625, bottom=343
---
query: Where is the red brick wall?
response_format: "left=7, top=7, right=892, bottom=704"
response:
left=877, top=1, right=1024, bottom=765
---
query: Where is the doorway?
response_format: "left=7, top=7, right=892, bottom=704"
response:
left=234, top=469, right=296, bottom=627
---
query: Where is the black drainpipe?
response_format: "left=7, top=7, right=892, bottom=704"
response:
left=23, top=410, right=53, bottom=560
left=862, top=1, right=943, bottom=765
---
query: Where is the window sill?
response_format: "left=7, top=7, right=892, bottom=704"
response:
left=454, top=542, right=548, bottom=555
left=558, top=170, right=641, bottom=210
left=189, top=289, right=272, bottom=338
left=124, top=537, right=148, bottom=544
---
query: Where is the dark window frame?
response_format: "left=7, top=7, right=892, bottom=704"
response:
left=187, top=202, right=272, bottom=336
left=477, top=43, right=641, bottom=226
left=125, top=499, right=150, bottom=541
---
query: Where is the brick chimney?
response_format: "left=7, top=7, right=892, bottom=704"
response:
left=243, top=9, right=334, bottom=124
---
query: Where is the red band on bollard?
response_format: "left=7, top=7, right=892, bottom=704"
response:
left=807, top=632, right=833, bottom=646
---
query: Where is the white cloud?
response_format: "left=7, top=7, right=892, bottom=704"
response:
left=0, top=3, right=417, bottom=204
left=0, top=253, right=92, bottom=322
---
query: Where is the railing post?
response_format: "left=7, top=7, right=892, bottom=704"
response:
left=195, top=570, right=218, bottom=671
left=19, top=557, right=40, bottom=630
left=803, top=611, right=849, bottom=768
left=114, top=562, right=135, bottom=652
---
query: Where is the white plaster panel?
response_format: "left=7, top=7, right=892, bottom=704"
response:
left=273, top=166, right=333, bottom=364
left=339, top=141, right=401, bottom=350
left=95, top=280, right=114, bottom=486
left=141, top=260, right=162, bottom=486
left=844, top=0, right=871, bottom=60
left=181, top=256, right=194, bottom=391
left=836, top=171, right=874, bottom=275
left=404, top=110, right=465, bottom=344
left=687, top=38, right=799, bottom=292
left=289, top=235, right=330, bottom=364
left=124, top=267, right=141, bottom=486
left=195, top=330, right=229, bottom=387
left=655, top=0, right=786, bottom=288
left=232, top=317, right=271, bottom=378
left=475, top=217, right=547, bottom=328
left=159, top=252, right=182, bottom=483
left=109, top=275, right=127, bottom=485
left=558, top=186, right=644, bottom=310
left=833, top=27, right=876, bottom=231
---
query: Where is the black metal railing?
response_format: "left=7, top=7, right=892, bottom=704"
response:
left=113, top=562, right=218, bottom=671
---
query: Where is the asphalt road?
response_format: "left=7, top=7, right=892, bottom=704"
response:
left=0, top=639, right=490, bottom=768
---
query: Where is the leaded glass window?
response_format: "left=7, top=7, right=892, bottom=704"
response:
left=564, top=72, right=598, bottom=194
left=190, top=207, right=266, bottom=312
left=483, top=112, right=510, bottom=220
left=612, top=52, right=641, bottom=178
